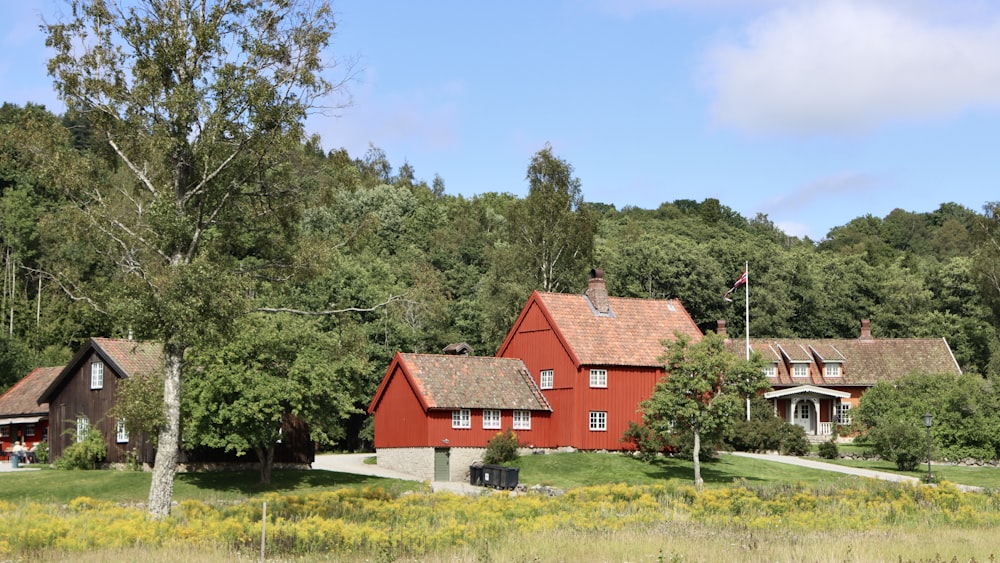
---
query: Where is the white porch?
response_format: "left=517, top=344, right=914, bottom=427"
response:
left=764, top=385, right=851, bottom=440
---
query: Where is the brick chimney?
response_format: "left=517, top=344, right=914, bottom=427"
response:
left=859, top=319, right=873, bottom=341
left=717, top=319, right=728, bottom=339
left=585, top=268, right=611, bottom=314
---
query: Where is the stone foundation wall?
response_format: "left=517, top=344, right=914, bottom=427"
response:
left=376, top=447, right=436, bottom=480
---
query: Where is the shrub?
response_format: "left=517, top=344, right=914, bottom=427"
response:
left=865, top=420, right=927, bottom=471
left=56, top=429, right=107, bottom=470
left=621, top=421, right=668, bottom=462
left=33, top=440, right=49, bottom=464
left=484, top=429, right=519, bottom=465
left=778, top=424, right=810, bottom=456
left=818, top=439, right=839, bottom=460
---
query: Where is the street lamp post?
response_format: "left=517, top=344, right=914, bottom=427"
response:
left=922, top=412, right=933, bottom=483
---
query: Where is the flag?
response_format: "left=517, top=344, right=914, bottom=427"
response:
left=723, top=268, right=748, bottom=302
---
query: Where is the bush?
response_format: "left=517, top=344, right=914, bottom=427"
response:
left=621, top=421, right=668, bottom=462
left=866, top=420, right=927, bottom=471
left=727, top=416, right=809, bottom=456
left=818, top=439, right=839, bottom=459
left=484, top=429, right=519, bottom=465
left=33, top=440, right=49, bottom=464
left=56, top=429, right=107, bottom=470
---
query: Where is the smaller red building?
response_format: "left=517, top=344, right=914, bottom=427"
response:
left=0, top=366, right=61, bottom=461
left=368, top=351, right=551, bottom=481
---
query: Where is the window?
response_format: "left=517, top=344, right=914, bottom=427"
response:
left=590, top=369, right=607, bottom=388
left=836, top=403, right=852, bottom=425
left=482, top=409, right=501, bottom=430
left=796, top=403, right=810, bottom=419
left=76, top=416, right=90, bottom=442
left=824, top=363, right=841, bottom=377
left=25, top=425, right=35, bottom=437
left=513, top=410, right=531, bottom=430
left=451, top=409, right=470, bottom=429
left=540, top=369, right=554, bottom=389
left=589, top=411, right=607, bottom=431
left=116, top=419, right=129, bottom=443
left=90, top=362, right=104, bottom=389
left=762, top=364, right=777, bottom=378
left=792, top=364, right=808, bottom=378
left=0, top=427, right=8, bottom=438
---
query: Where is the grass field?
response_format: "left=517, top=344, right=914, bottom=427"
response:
left=1, top=453, right=999, bottom=561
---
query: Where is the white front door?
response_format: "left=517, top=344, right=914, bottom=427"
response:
left=793, top=401, right=813, bottom=433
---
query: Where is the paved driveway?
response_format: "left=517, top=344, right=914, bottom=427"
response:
left=312, top=453, right=482, bottom=494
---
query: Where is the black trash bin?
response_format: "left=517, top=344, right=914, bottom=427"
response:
left=482, top=464, right=501, bottom=488
left=496, top=466, right=519, bottom=490
left=469, top=463, right=484, bottom=486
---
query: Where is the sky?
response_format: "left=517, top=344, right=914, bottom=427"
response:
left=3, top=1, right=1000, bottom=240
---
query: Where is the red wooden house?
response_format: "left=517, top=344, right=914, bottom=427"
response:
left=368, top=351, right=552, bottom=481
left=0, top=366, right=61, bottom=461
left=721, top=319, right=962, bottom=439
left=496, top=268, right=703, bottom=450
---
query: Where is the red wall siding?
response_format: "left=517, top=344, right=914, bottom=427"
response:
left=573, top=365, right=664, bottom=450
left=372, top=366, right=430, bottom=448
left=425, top=410, right=553, bottom=448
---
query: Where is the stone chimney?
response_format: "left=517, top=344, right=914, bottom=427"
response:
left=859, top=319, right=873, bottom=341
left=585, top=268, right=611, bottom=314
left=717, top=319, right=728, bottom=339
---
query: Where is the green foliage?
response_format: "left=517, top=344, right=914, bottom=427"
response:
left=33, top=440, right=49, bottom=464
left=110, top=369, right=165, bottom=441
left=56, top=429, right=106, bottom=470
left=865, top=420, right=927, bottom=471
left=484, top=429, right=520, bottom=465
left=621, top=421, right=668, bottom=462
left=727, top=416, right=809, bottom=455
left=778, top=424, right=810, bottom=456
left=818, top=439, right=839, bottom=460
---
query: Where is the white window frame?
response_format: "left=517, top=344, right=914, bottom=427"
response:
left=25, top=424, right=35, bottom=437
left=792, top=364, right=808, bottom=378
left=116, top=419, right=129, bottom=443
left=451, top=409, right=471, bottom=429
left=90, top=361, right=104, bottom=390
left=762, top=364, right=777, bottom=378
left=0, top=427, right=8, bottom=438
left=482, top=409, right=501, bottom=430
left=589, top=369, right=608, bottom=388
left=512, top=410, right=531, bottom=430
left=76, top=416, right=90, bottom=442
left=589, top=411, right=607, bottom=432
left=796, top=403, right=811, bottom=419
left=836, top=403, right=852, bottom=425
left=824, top=363, right=841, bottom=377
left=540, top=369, right=554, bottom=389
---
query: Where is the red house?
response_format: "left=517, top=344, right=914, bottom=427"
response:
left=721, top=319, right=963, bottom=439
left=368, top=351, right=552, bottom=481
left=0, top=366, right=61, bottom=461
left=496, top=268, right=702, bottom=450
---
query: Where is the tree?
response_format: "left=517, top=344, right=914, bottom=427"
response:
left=185, top=313, right=361, bottom=484
left=45, top=0, right=343, bottom=518
left=640, top=332, right=765, bottom=489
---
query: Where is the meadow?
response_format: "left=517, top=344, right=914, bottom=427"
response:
left=0, top=453, right=998, bottom=562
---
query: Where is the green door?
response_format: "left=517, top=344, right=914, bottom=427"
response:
left=433, top=448, right=450, bottom=481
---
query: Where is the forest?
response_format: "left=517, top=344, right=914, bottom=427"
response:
left=2, top=101, right=1000, bottom=451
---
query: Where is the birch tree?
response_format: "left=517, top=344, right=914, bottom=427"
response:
left=44, top=0, right=346, bottom=518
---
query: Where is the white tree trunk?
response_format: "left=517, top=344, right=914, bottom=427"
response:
left=692, top=429, right=704, bottom=491
left=148, top=342, right=184, bottom=518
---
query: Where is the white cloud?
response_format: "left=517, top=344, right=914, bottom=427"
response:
left=703, top=0, right=1000, bottom=134
left=760, top=171, right=882, bottom=214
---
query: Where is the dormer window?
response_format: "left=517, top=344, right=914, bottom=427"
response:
left=90, top=362, right=104, bottom=389
left=824, top=363, right=841, bottom=377
left=762, top=364, right=777, bottom=378
left=792, top=364, right=809, bottom=378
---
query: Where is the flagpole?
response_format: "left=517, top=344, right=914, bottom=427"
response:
left=744, top=261, right=750, bottom=421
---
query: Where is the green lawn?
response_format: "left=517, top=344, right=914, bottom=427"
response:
left=0, top=466, right=425, bottom=504
left=817, top=456, right=1000, bottom=489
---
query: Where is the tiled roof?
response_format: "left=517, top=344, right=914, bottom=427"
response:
left=537, top=293, right=702, bottom=367
left=0, top=366, right=62, bottom=416
left=398, top=353, right=552, bottom=411
left=92, top=338, right=162, bottom=376
left=727, top=337, right=961, bottom=386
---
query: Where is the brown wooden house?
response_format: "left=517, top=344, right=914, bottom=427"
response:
left=38, top=337, right=315, bottom=468
left=0, top=366, right=62, bottom=459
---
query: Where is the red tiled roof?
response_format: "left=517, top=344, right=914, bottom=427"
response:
left=727, top=336, right=961, bottom=387
left=0, top=366, right=62, bottom=416
left=91, top=338, right=162, bottom=376
left=398, top=353, right=551, bottom=411
left=537, top=293, right=702, bottom=367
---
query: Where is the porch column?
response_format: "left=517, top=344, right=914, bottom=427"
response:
left=810, top=398, right=820, bottom=435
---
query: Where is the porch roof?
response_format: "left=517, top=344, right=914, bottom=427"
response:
left=764, top=385, right=851, bottom=399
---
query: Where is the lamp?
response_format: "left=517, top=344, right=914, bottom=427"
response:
left=922, top=412, right=932, bottom=483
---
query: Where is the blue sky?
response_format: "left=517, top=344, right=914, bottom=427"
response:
left=4, top=1, right=1000, bottom=240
